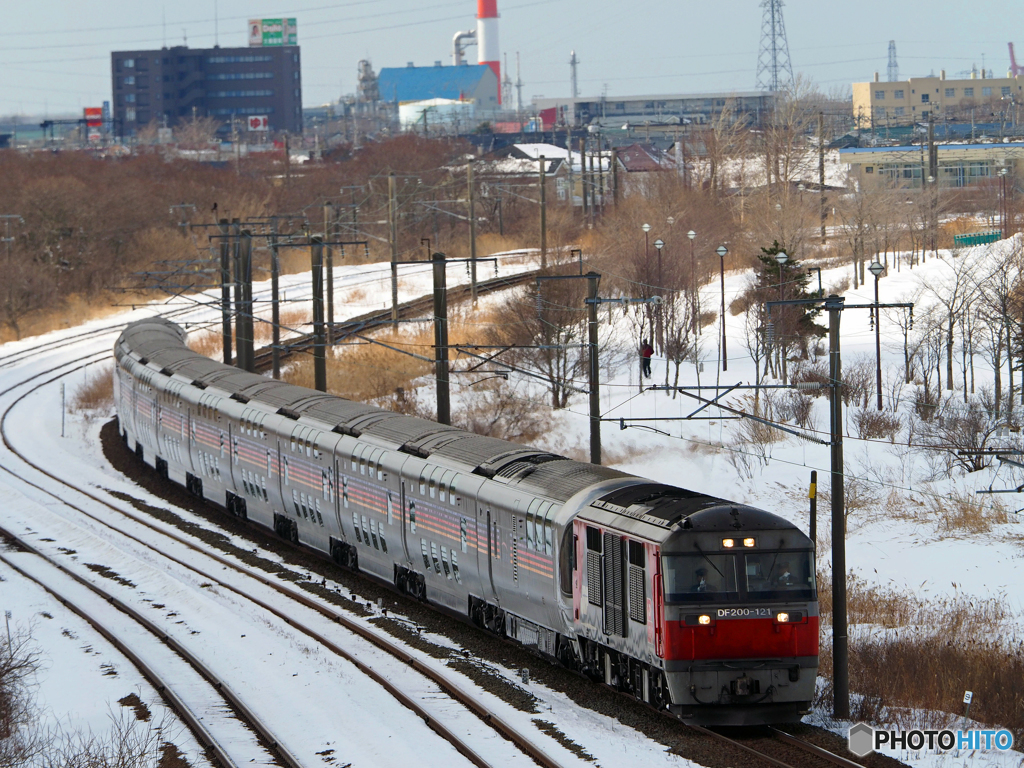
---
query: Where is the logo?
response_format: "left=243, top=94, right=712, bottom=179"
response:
left=849, top=723, right=1015, bottom=755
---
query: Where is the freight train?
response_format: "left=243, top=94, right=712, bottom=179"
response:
left=114, top=317, right=818, bottom=725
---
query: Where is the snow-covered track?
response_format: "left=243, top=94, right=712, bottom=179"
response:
left=687, top=724, right=874, bottom=768
left=770, top=728, right=869, bottom=768
left=0, top=526, right=291, bottom=768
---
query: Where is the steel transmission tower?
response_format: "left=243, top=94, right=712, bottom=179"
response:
left=887, top=40, right=900, bottom=82
left=755, top=0, right=794, bottom=92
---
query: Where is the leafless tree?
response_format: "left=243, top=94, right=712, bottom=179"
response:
left=920, top=245, right=981, bottom=393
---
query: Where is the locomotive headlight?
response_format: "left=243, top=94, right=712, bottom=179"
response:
left=743, top=537, right=756, bottom=547
left=776, top=612, right=790, bottom=623
left=698, top=614, right=712, bottom=625
left=721, top=538, right=735, bottom=548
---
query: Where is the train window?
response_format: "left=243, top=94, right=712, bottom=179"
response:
left=261, top=476, right=267, bottom=501
left=419, top=472, right=426, bottom=495
left=558, top=529, right=574, bottom=597
left=369, top=518, right=379, bottom=550
left=428, top=478, right=436, bottom=498
left=291, top=437, right=297, bottom=453
left=430, top=542, right=441, bottom=574
left=526, top=517, right=535, bottom=551
left=232, top=437, right=239, bottom=464
left=460, top=519, right=468, bottom=553
left=386, top=493, right=394, bottom=525
left=438, top=481, right=446, bottom=503
left=362, top=515, right=372, bottom=548
left=351, top=451, right=357, bottom=471
left=744, top=551, right=815, bottom=598
left=376, top=460, right=383, bottom=481
left=544, top=520, right=553, bottom=556
left=352, top=512, right=362, bottom=543
left=379, top=524, right=387, bottom=553
left=662, top=554, right=738, bottom=603
left=421, top=539, right=430, bottom=570
left=283, top=457, right=290, bottom=485
left=291, top=488, right=299, bottom=515
left=440, top=546, right=451, bottom=579
left=359, top=458, right=366, bottom=475
left=314, top=498, right=324, bottom=526
left=409, top=502, right=417, bottom=533
left=586, top=526, right=602, bottom=552
left=342, top=477, right=349, bottom=508
left=451, top=551, right=460, bottom=583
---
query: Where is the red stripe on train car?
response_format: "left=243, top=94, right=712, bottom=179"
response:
left=662, top=616, right=819, bottom=660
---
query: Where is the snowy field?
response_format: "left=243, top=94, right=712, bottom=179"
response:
left=0, top=243, right=1021, bottom=767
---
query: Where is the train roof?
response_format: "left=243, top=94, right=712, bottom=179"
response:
left=116, top=317, right=632, bottom=502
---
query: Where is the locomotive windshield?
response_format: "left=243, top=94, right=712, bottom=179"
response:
left=663, top=550, right=815, bottom=602
left=663, top=554, right=738, bottom=602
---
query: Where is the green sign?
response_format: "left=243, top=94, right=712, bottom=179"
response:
left=248, top=18, right=297, bottom=47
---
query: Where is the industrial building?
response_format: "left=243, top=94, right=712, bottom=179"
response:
left=110, top=43, right=302, bottom=135
left=852, top=70, right=1024, bottom=128
left=377, top=63, right=499, bottom=111
left=533, top=91, right=775, bottom=130
left=840, top=142, right=1024, bottom=191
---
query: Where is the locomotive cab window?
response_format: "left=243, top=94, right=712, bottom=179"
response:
left=663, top=553, right=738, bottom=602
left=744, top=551, right=815, bottom=599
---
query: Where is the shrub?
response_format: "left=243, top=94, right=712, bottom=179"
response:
left=851, top=405, right=902, bottom=441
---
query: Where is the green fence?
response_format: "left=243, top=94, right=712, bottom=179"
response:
left=953, top=231, right=1001, bottom=247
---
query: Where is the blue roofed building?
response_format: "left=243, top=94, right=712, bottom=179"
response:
left=377, top=63, right=499, bottom=112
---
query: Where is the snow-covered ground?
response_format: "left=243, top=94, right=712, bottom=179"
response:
left=0, top=243, right=1021, bottom=767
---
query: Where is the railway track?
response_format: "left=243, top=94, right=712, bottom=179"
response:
left=687, top=724, right=880, bottom=768
left=252, top=270, right=539, bottom=372
left=0, top=526, right=291, bottom=768
left=0, top=353, right=569, bottom=768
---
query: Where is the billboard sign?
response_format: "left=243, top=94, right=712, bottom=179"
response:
left=84, top=107, right=103, bottom=127
left=247, top=115, right=270, bottom=131
left=248, top=18, right=297, bottom=47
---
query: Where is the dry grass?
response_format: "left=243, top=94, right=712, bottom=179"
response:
left=924, top=489, right=1012, bottom=535
left=70, top=366, right=114, bottom=413
left=816, top=570, right=1022, bottom=741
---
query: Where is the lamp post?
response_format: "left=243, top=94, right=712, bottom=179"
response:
left=927, top=174, right=936, bottom=258
left=999, top=167, right=1009, bottom=238
left=654, top=238, right=665, bottom=350
left=642, top=223, right=651, bottom=260
left=688, top=229, right=697, bottom=336
left=869, top=260, right=885, bottom=410
left=775, top=251, right=788, bottom=381
left=717, top=244, right=728, bottom=371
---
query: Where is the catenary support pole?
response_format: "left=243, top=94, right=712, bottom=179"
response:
left=218, top=218, right=232, bottom=366
left=270, top=222, right=281, bottom=380
left=389, top=171, right=399, bottom=328
left=231, top=219, right=244, bottom=370
left=325, top=203, right=336, bottom=344
left=239, top=229, right=255, bottom=372
left=809, top=470, right=817, bottom=557
left=432, top=251, right=451, bottom=425
left=819, top=111, right=827, bottom=244
left=587, top=272, right=602, bottom=465
left=539, top=155, right=547, bottom=269
left=469, top=160, right=478, bottom=304
left=311, top=236, right=327, bottom=392
left=828, top=295, right=849, bottom=720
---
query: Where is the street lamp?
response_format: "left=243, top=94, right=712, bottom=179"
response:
left=654, top=238, right=665, bottom=350
left=717, top=244, right=728, bottom=371
left=999, top=167, right=1009, bottom=238
left=774, top=252, right=788, bottom=375
left=642, top=222, right=651, bottom=261
left=688, top=230, right=697, bottom=336
left=869, top=260, right=885, bottom=410
left=927, top=175, right=936, bottom=257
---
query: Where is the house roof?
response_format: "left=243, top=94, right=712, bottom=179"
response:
left=378, top=65, right=490, bottom=103
left=616, top=143, right=675, bottom=172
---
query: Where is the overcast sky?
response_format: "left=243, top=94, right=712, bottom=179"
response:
left=3, top=0, right=1023, bottom=116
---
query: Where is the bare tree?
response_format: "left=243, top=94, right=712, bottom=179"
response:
left=921, top=245, right=980, bottom=392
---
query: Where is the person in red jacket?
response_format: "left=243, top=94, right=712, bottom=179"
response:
left=640, top=339, right=653, bottom=378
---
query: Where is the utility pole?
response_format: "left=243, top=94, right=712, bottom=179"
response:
left=468, top=160, right=478, bottom=304
left=311, top=236, right=327, bottom=392
left=284, top=134, right=291, bottom=186
left=432, top=251, right=451, bottom=425
left=388, top=172, right=399, bottom=328
left=827, top=295, right=848, bottom=721
left=539, top=155, right=548, bottom=269
left=238, top=229, right=255, bottom=372
left=610, top=147, right=619, bottom=205
left=218, top=219, right=233, bottom=366
left=819, top=111, right=827, bottom=244
left=587, top=272, right=601, bottom=465
left=580, top=138, right=589, bottom=218
left=270, top=222, right=281, bottom=379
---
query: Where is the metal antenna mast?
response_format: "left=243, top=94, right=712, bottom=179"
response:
left=755, top=0, right=794, bottom=92
left=887, top=40, right=899, bottom=82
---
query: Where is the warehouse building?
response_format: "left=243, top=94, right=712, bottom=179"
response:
left=377, top=63, right=500, bottom=111
left=840, top=142, right=1024, bottom=190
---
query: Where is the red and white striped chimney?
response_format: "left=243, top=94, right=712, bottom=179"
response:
left=477, top=0, right=501, bottom=103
